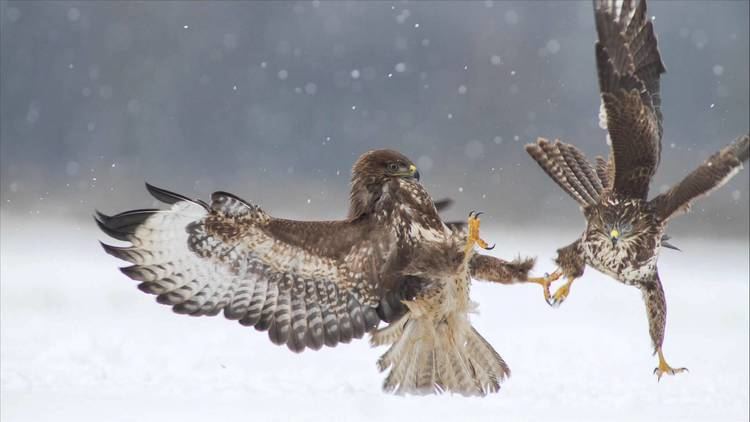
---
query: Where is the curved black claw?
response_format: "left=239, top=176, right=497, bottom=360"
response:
left=484, top=243, right=495, bottom=250
left=654, top=366, right=689, bottom=380
left=474, top=211, right=484, bottom=218
left=548, top=297, right=564, bottom=308
left=547, top=285, right=569, bottom=308
left=544, top=280, right=557, bottom=308
left=469, top=210, right=476, bottom=218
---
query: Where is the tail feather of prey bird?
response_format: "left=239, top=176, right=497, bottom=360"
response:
left=525, top=0, right=749, bottom=380
left=97, top=149, right=548, bottom=396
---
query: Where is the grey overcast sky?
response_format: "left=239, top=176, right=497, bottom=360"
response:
left=1, top=1, right=748, bottom=238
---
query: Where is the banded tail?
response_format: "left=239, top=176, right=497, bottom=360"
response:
left=370, top=301, right=509, bottom=396
left=525, top=137, right=604, bottom=207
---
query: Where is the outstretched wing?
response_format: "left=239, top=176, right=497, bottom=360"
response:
left=650, top=134, right=749, bottom=221
left=525, top=138, right=604, bottom=208
left=97, top=184, right=385, bottom=353
left=595, top=0, right=666, bottom=199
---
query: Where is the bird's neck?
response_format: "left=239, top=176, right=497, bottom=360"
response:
left=346, top=178, right=443, bottom=232
left=347, top=176, right=381, bottom=220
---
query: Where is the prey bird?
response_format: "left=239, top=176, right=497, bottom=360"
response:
left=97, top=149, right=547, bottom=395
left=525, top=0, right=749, bottom=379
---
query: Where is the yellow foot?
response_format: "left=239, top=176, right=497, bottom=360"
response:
left=548, top=277, right=576, bottom=307
left=653, top=349, right=688, bottom=381
left=465, top=211, right=495, bottom=256
left=527, top=270, right=562, bottom=303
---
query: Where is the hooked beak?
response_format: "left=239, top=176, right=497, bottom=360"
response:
left=408, top=164, right=420, bottom=181
left=393, top=164, right=420, bottom=181
left=610, top=229, right=620, bottom=246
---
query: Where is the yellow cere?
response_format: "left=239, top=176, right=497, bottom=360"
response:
left=409, top=164, right=417, bottom=175
left=610, top=229, right=620, bottom=239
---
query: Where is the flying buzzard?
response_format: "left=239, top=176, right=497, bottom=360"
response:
left=525, top=0, right=749, bottom=379
left=97, top=149, right=544, bottom=395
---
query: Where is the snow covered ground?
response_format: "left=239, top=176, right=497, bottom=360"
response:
left=1, top=215, right=748, bottom=422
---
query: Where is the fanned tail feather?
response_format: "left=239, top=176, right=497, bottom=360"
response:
left=525, top=138, right=604, bottom=207
left=370, top=307, right=509, bottom=396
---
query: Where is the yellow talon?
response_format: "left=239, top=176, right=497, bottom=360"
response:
left=549, top=277, right=575, bottom=307
left=527, top=270, right=562, bottom=303
left=653, top=348, right=688, bottom=381
left=465, top=211, right=495, bottom=256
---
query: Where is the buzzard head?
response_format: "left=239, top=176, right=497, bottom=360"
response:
left=586, top=198, right=654, bottom=248
left=348, top=149, right=420, bottom=219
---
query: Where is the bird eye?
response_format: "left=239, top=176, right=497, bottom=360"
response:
left=621, top=223, right=633, bottom=233
left=387, top=162, right=400, bottom=172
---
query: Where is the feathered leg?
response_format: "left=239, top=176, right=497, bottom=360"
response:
left=466, top=215, right=560, bottom=302
left=469, top=254, right=551, bottom=295
left=547, top=238, right=586, bottom=307
left=640, top=274, right=687, bottom=380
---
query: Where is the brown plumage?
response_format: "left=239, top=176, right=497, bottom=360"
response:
left=525, top=0, right=749, bottom=379
left=97, top=149, right=536, bottom=395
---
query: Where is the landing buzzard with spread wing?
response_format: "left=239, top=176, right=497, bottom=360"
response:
left=97, top=149, right=543, bottom=395
left=525, top=0, right=749, bottom=379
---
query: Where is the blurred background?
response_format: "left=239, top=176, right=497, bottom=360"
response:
left=1, top=3, right=748, bottom=420
left=1, top=0, right=748, bottom=235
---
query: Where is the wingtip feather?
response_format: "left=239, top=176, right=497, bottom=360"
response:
left=94, top=215, right=131, bottom=241
left=145, top=183, right=188, bottom=205
left=733, top=134, right=749, bottom=162
left=433, top=198, right=454, bottom=213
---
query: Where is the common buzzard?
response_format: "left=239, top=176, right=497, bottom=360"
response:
left=97, top=149, right=545, bottom=395
left=525, top=0, right=749, bottom=379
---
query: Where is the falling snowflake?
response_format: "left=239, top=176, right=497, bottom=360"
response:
left=504, top=10, right=519, bottom=25
left=546, top=39, right=561, bottom=54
